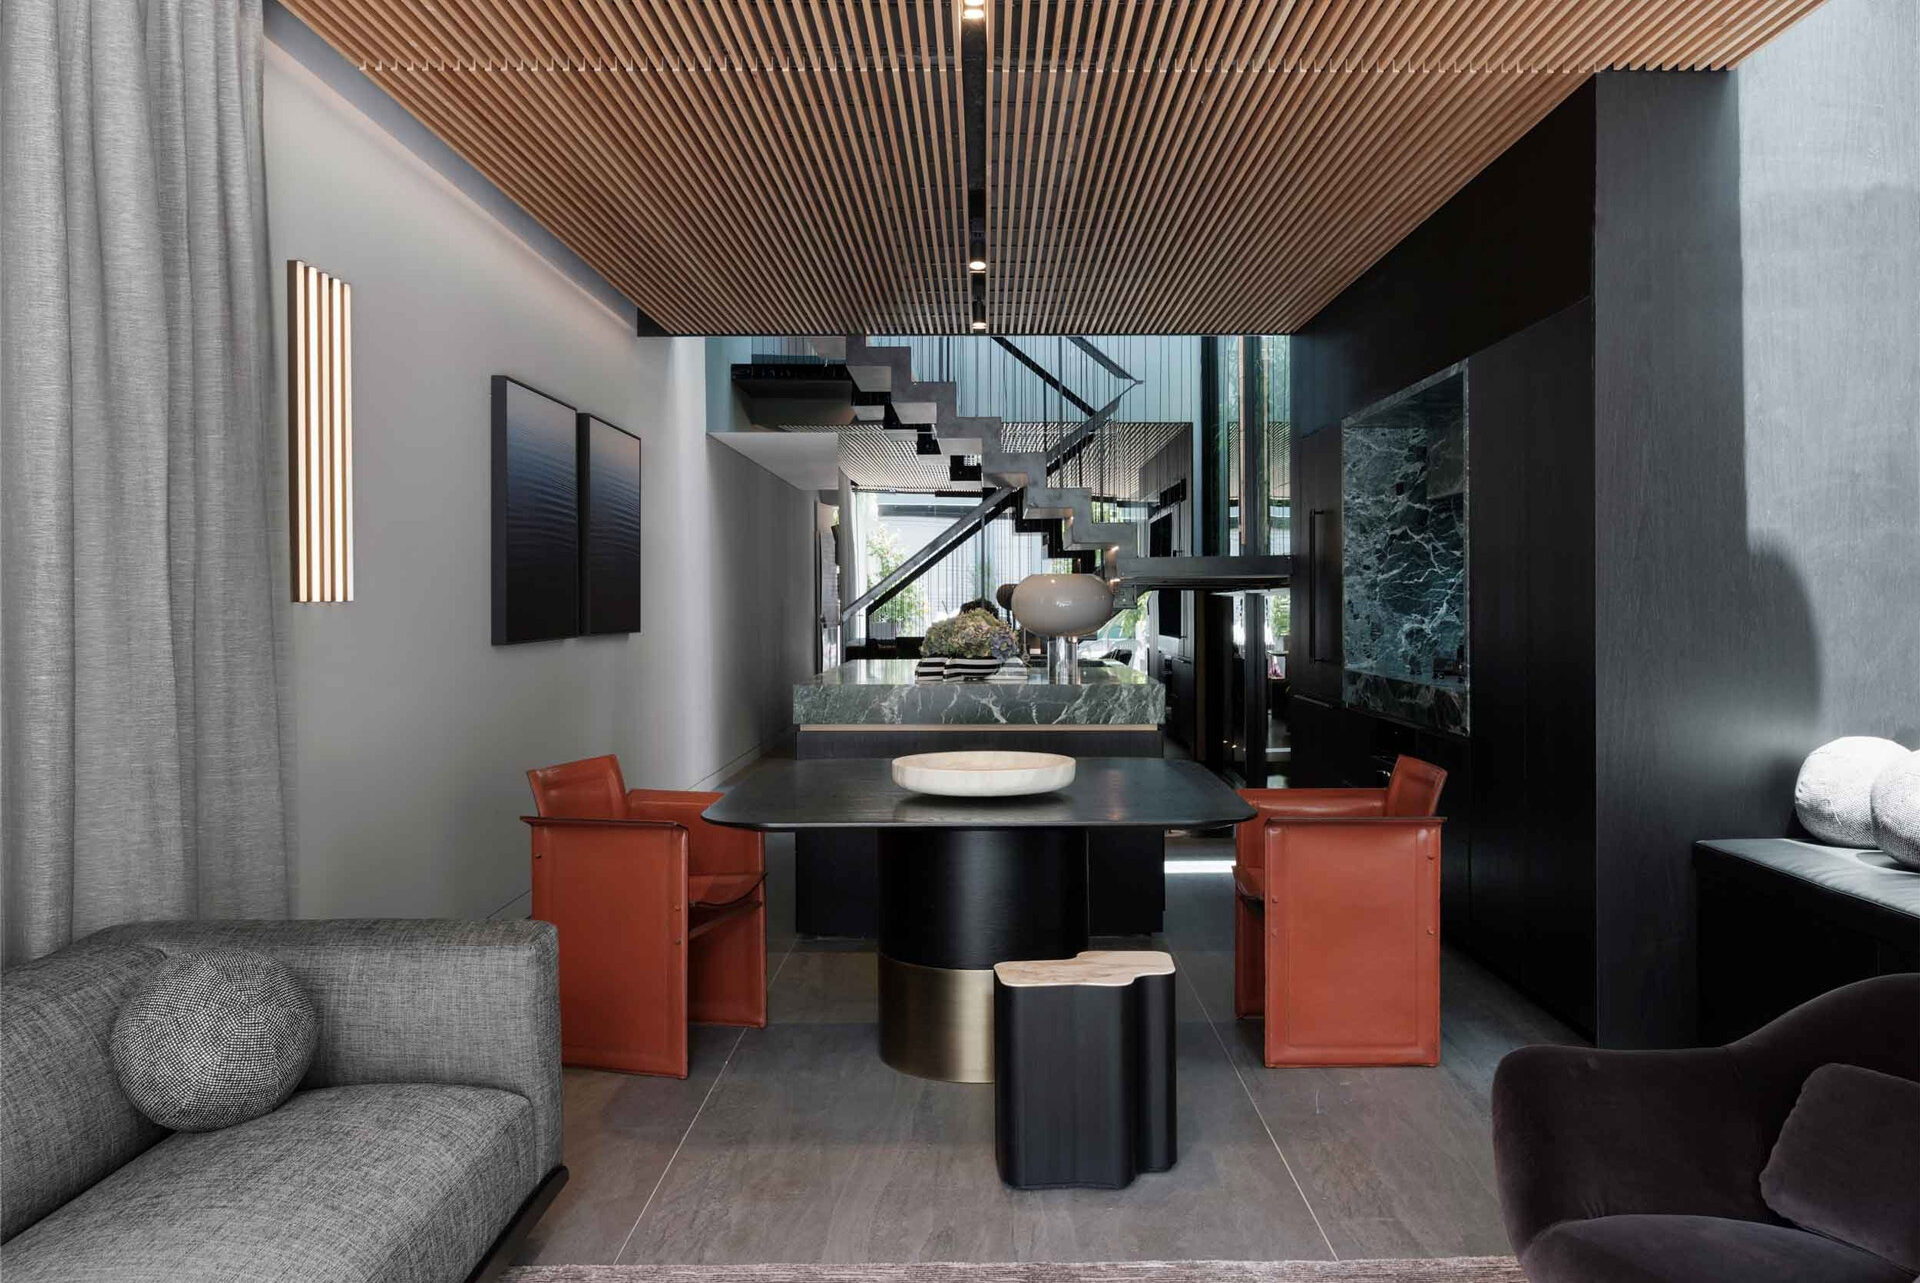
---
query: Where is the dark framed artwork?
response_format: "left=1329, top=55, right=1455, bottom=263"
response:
left=577, top=412, right=642, bottom=634
left=491, top=375, right=580, bottom=645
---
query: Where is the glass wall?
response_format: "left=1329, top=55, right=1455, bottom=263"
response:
left=857, top=493, right=1067, bottom=638
left=1259, top=334, right=1292, bottom=655
left=856, top=492, right=1155, bottom=665
left=1202, top=334, right=1291, bottom=785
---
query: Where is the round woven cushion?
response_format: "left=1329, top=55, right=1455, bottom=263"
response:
left=1794, top=736, right=1910, bottom=847
left=111, top=951, right=319, bottom=1132
left=1870, top=750, right=1920, bottom=870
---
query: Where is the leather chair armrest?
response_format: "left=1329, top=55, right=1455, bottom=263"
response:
left=1243, top=788, right=1390, bottom=818
left=625, top=789, right=763, bottom=876
left=623, top=788, right=722, bottom=822
left=1492, top=1043, right=1774, bottom=1258
left=527, top=818, right=694, bottom=1078
left=1235, top=789, right=1390, bottom=870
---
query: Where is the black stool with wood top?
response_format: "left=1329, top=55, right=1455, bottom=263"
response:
left=992, top=950, right=1177, bottom=1189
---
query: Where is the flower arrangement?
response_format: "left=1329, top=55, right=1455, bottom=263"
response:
left=923, top=608, right=1019, bottom=661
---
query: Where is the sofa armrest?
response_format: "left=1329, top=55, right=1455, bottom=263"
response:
left=1492, top=1043, right=1774, bottom=1257
left=87, top=919, right=562, bottom=1175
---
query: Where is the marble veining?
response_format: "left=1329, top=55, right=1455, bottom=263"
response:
left=1341, top=365, right=1470, bottom=735
left=795, top=659, right=1165, bottom=726
left=1342, top=670, right=1470, bottom=738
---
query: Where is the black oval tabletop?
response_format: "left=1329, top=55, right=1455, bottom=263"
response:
left=702, top=757, right=1255, bottom=831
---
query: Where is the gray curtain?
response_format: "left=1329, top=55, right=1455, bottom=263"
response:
left=1, top=0, right=290, bottom=963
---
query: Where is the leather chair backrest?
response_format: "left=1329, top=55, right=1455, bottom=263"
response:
left=1384, top=755, right=1447, bottom=817
left=528, top=755, right=626, bottom=818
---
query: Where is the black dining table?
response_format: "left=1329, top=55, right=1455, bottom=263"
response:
left=705, top=757, right=1253, bottom=1082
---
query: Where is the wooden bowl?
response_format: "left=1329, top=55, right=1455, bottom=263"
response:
left=890, top=750, right=1076, bottom=798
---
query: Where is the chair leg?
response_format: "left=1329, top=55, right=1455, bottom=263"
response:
left=1262, top=902, right=1287, bottom=1068
left=1234, top=895, right=1265, bottom=1020
left=690, top=895, right=768, bottom=1027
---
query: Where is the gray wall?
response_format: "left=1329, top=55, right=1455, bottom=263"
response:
left=264, top=45, right=815, bottom=921
left=1592, top=0, right=1920, bottom=1045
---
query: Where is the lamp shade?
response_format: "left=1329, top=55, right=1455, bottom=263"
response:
left=1011, top=573, right=1113, bottom=638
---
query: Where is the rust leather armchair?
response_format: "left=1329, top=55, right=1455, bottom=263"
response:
left=1235, top=755, right=1446, bottom=1067
left=524, top=755, right=767, bottom=1078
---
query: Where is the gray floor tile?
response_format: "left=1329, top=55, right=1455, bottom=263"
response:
left=526, top=840, right=1577, bottom=1267
left=521, top=1025, right=744, bottom=1265
left=1163, top=870, right=1582, bottom=1261
left=614, top=1021, right=1020, bottom=1265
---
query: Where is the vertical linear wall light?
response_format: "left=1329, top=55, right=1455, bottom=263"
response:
left=287, top=260, right=355, bottom=603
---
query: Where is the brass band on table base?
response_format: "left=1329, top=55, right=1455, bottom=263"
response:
left=878, top=955, right=997, bottom=1083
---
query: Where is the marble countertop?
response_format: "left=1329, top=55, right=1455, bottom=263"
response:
left=794, top=659, right=1165, bottom=726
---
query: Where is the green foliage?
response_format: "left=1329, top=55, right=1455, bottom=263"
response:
left=1105, top=600, right=1146, bottom=640
left=1268, top=591, right=1291, bottom=643
left=866, top=525, right=925, bottom=633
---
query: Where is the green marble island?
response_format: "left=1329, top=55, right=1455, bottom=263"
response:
left=789, top=659, right=1171, bottom=940
left=793, top=659, right=1165, bottom=727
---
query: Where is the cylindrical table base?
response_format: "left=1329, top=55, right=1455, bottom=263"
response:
left=875, top=826, right=1089, bottom=1082
left=878, top=955, right=995, bottom=1082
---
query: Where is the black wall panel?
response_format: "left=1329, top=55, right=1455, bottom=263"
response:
left=1288, top=82, right=1596, bottom=439
left=1467, top=300, right=1598, bottom=1035
left=1287, top=84, right=1600, bottom=1036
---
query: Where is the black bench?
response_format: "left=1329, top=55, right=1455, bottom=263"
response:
left=1695, top=837, right=1920, bottom=1044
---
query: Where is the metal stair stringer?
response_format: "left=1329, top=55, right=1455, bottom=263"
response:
left=811, top=335, right=1291, bottom=628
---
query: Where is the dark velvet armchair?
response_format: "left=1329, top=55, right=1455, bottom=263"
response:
left=524, top=755, right=767, bottom=1078
left=1493, top=974, right=1920, bottom=1283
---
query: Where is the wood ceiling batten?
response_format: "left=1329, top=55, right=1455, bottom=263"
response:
left=282, top=0, right=1824, bottom=334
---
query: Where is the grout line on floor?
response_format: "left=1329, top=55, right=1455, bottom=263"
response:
left=1176, top=954, right=1341, bottom=1263
left=609, top=934, right=800, bottom=1267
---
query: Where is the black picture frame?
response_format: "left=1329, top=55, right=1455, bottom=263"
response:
left=577, top=412, right=642, bottom=635
left=492, top=375, right=581, bottom=645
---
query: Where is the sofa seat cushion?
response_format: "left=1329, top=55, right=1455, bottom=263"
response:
left=1523, top=1214, right=1914, bottom=1283
left=1, top=1083, right=537, bottom=1283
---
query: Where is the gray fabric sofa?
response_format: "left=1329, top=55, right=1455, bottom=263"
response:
left=1, top=919, right=567, bottom=1283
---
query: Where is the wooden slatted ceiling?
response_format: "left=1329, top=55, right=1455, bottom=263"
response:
left=283, top=0, right=1824, bottom=335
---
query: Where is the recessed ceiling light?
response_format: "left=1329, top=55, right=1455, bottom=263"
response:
left=962, top=4, right=986, bottom=20
left=968, top=257, right=987, bottom=273
left=970, top=319, right=988, bottom=332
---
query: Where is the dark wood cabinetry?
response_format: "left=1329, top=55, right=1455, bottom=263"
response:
left=1288, top=85, right=1600, bottom=1038
left=1288, top=695, right=1476, bottom=947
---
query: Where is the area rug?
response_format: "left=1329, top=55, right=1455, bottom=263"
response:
left=503, top=1260, right=1525, bottom=1283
